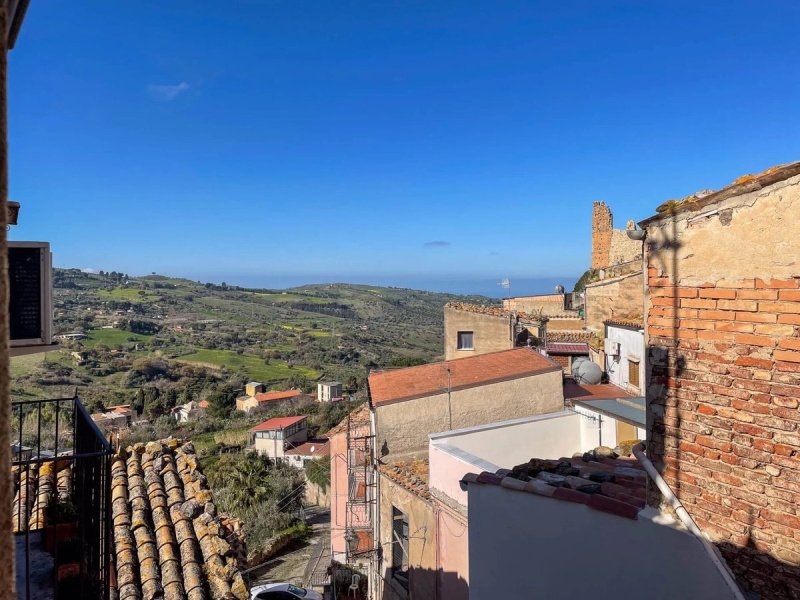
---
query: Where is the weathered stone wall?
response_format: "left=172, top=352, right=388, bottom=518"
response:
left=443, top=307, right=513, bottom=360
left=645, top=171, right=800, bottom=600
left=375, top=369, right=564, bottom=460
left=503, top=294, right=565, bottom=315
left=592, top=201, right=613, bottom=269
left=547, top=317, right=585, bottom=331
left=584, top=271, right=644, bottom=333
left=592, top=201, right=641, bottom=270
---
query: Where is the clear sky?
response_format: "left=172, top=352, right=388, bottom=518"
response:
left=7, top=1, right=800, bottom=291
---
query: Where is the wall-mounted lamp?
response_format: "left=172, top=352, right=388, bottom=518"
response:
left=7, top=200, right=20, bottom=226
left=626, top=228, right=646, bottom=241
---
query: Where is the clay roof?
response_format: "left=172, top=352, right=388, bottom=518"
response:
left=251, top=415, right=306, bottom=432
left=369, top=348, right=560, bottom=407
left=254, top=389, right=303, bottom=402
left=641, top=161, right=800, bottom=225
left=546, top=343, right=589, bottom=354
left=379, top=459, right=431, bottom=500
left=325, top=403, right=371, bottom=437
left=285, top=440, right=330, bottom=457
left=111, top=440, right=248, bottom=600
left=604, top=317, right=644, bottom=329
left=462, top=447, right=647, bottom=520
left=548, top=330, right=593, bottom=343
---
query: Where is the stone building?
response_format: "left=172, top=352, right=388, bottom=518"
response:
left=591, top=200, right=642, bottom=270
left=443, top=303, right=545, bottom=360
left=642, top=161, right=800, bottom=600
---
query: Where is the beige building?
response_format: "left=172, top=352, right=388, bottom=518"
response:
left=369, top=347, right=564, bottom=460
left=317, top=381, right=343, bottom=402
left=443, top=303, right=545, bottom=360
left=250, top=415, right=308, bottom=460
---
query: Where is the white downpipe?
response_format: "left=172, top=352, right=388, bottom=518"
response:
left=632, top=442, right=746, bottom=600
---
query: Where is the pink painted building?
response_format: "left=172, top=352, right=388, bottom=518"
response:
left=327, top=404, right=373, bottom=565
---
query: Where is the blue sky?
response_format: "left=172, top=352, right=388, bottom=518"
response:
left=7, top=1, right=800, bottom=291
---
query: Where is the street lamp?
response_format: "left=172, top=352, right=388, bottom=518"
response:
left=6, top=200, right=20, bottom=226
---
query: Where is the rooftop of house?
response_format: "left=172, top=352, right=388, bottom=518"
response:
left=548, top=330, right=593, bottom=343
left=251, top=415, right=306, bottom=432
left=641, top=160, right=800, bottom=225
left=253, top=389, right=303, bottom=402
left=379, top=459, right=431, bottom=500
left=368, top=347, right=560, bottom=406
left=325, top=403, right=371, bottom=437
left=285, top=440, right=330, bottom=457
left=604, top=316, right=644, bottom=329
left=546, top=342, right=590, bottom=354
left=461, top=446, right=647, bottom=520
left=572, top=396, right=646, bottom=429
left=111, top=440, right=248, bottom=599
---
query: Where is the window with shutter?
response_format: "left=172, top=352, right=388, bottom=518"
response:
left=392, top=506, right=409, bottom=589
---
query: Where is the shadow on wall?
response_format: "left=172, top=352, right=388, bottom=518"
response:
left=379, top=567, right=468, bottom=600
left=646, top=212, right=800, bottom=600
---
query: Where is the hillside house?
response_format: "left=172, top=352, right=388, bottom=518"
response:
left=171, top=399, right=208, bottom=423
left=251, top=415, right=308, bottom=461
left=235, top=387, right=310, bottom=414
left=284, top=439, right=329, bottom=469
left=317, top=381, right=343, bottom=402
left=91, top=404, right=134, bottom=431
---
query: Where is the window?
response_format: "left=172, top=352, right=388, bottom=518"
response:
left=628, top=359, right=640, bottom=389
left=457, top=331, right=474, bottom=350
left=392, top=507, right=409, bottom=588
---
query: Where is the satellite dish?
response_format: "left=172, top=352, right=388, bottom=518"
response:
left=574, top=360, right=603, bottom=385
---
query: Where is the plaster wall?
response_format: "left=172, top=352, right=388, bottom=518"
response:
left=584, top=271, right=644, bottom=333
left=604, top=324, right=645, bottom=395
left=377, top=475, right=436, bottom=600
left=467, top=484, right=738, bottom=600
left=443, top=307, right=513, bottom=360
left=375, top=369, right=564, bottom=460
left=502, top=294, right=565, bottom=315
left=329, top=424, right=371, bottom=563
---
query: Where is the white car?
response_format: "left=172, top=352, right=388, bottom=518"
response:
left=250, top=583, right=324, bottom=600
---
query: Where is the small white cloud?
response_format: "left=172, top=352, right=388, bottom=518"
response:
left=147, top=81, right=190, bottom=101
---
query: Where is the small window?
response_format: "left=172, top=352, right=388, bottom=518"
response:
left=628, top=360, right=640, bottom=389
left=392, top=506, right=409, bottom=588
left=457, top=331, right=474, bottom=350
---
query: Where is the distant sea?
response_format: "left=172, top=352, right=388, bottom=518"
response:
left=204, top=275, right=579, bottom=299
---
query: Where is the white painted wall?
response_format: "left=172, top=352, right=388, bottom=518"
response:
left=605, top=324, right=645, bottom=394
left=468, top=484, right=739, bottom=600
left=574, top=404, right=619, bottom=450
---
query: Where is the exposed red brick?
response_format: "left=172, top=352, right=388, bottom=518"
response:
left=778, top=314, right=800, bottom=325
left=698, top=309, right=731, bottom=320
left=681, top=319, right=716, bottom=330
left=738, top=289, right=779, bottom=300
left=697, top=405, right=717, bottom=416
left=682, top=298, right=717, bottom=309
left=734, top=356, right=773, bottom=370
left=735, top=311, right=777, bottom=323
left=754, top=323, right=796, bottom=336
left=756, top=278, right=800, bottom=289
left=775, top=350, right=800, bottom=364
left=778, top=290, right=800, bottom=301
left=760, top=302, right=800, bottom=315
left=718, top=299, right=759, bottom=312
left=700, top=289, right=737, bottom=299
left=778, top=338, right=800, bottom=351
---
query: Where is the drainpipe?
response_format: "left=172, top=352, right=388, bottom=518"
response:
left=632, top=442, right=746, bottom=600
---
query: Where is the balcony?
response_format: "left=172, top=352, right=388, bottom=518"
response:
left=12, top=397, right=112, bottom=600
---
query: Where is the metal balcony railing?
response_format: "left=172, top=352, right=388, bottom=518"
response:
left=12, top=396, right=112, bottom=600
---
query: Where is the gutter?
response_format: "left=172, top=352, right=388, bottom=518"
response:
left=631, top=442, right=747, bottom=600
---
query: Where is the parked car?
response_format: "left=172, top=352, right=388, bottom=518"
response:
left=250, top=583, right=323, bottom=600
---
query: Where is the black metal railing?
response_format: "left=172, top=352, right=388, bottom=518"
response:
left=12, top=396, right=112, bottom=600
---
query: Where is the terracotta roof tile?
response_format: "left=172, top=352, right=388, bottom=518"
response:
left=462, top=447, right=647, bottom=520
left=546, top=343, right=589, bottom=354
left=251, top=415, right=306, bottom=432
left=111, top=440, right=248, bottom=600
left=379, top=459, right=431, bottom=500
left=254, top=389, right=303, bottom=402
left=369, top=348, right=560, bottom=406
left=285, top=440, right=330, bottom=457
left=604, top=317, right=644, bottom=329
left=563, top=383, right=633, bottom=401
left=548, top=330, right=593, bottom=343
left=325, top=403, right=371, bottom=437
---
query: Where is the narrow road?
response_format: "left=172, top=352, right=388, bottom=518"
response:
left=249, top=506, right=330, bottom=588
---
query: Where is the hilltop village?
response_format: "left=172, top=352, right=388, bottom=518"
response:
left=9, top=161, right=800, bottom=600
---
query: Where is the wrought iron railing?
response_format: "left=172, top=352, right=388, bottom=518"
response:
left=12, top=396, right=112, bottom=600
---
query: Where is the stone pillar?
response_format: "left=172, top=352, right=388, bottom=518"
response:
left=591, top=201, right=613, bottom=270
left=0, top=4, right=14, bottom=598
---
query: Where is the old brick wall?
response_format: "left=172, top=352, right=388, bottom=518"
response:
left=645, top=171, right=800, bottom=600
left=584, top=271, right=644, bottom=333
left=591, top=201, right=613, bottom=269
